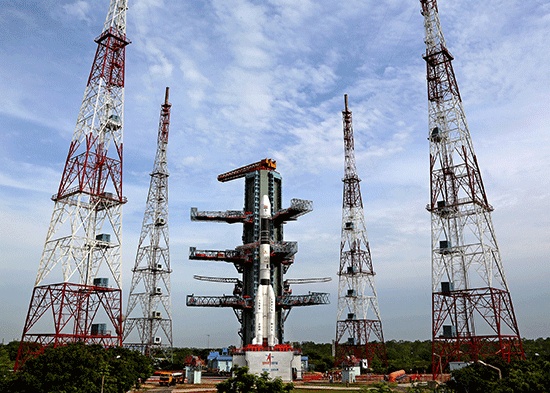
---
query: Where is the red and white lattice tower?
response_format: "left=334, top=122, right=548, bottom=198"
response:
left=420, top=0, right=524, bottom=377
left=124, top=88, right=173, bottom=358
left=15, top=0, right=130, bottom=370
left=334, top=95, right=387, bottom=368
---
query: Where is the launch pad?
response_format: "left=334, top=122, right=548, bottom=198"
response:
left=233, top=345, right=302, bottom=382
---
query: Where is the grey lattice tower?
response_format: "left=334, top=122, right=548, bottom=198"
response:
left=334, top=95, right=386, bottom=367
left=187, top=160, right=329, bottom=347
left=420, top=0, right=524, bottom=377
left=16, top=0, right=129, bottom=370
left=124, top=88, right=173, bottom=358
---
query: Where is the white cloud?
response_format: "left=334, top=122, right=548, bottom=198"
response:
left=0, top=157, right=60, bottom=195
left=212, top=0, right=273, bottom=69
left=57, top=1, right=92, bottom=25
left=179, top=57, right=209, bottom=85
left=266, top=0, right=316, bottom=26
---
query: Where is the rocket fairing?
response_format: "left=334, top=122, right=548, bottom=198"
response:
left=252, top=195, right=278, bottom=347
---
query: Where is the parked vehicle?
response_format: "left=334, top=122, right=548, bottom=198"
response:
left=159, top=371, right=184, bottom=386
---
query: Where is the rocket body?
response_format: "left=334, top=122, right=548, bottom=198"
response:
left=252, top=195, right=277, bottom=347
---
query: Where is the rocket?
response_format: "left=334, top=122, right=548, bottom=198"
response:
left=252, top=195, right=278, bottom=347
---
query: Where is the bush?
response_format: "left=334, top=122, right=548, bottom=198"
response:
left=216, top=366, right=294, bottom=393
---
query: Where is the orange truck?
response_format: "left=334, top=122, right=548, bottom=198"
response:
left=158, top=371, right=184, bottom=386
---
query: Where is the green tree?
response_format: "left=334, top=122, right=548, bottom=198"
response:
left=163, top=346, right=210, bottom=370
left=446, top=362, right=500, bottom=393
left=295, top=342, right=334, bottom=373
left=521, top=337, right=550, bottom=359
left=4, top=342, right=152, bottom=393
left=3, top=341, right=22, bottom=362
left=384, top=340, right=432, bottom=374
left=445, top=355, right=550, bottom=393
left=216, top=366, right=293, bottom=393
left=104, top=346, right=153, bottom=392
left=0, top=345, right=14, bottom=392
left=498, top=357, right=550, bottom=393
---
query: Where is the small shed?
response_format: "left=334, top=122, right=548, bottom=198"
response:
left=208, top=348, right=232, bottom=372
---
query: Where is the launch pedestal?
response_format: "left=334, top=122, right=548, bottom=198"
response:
left=232, top=345, right=302, bottom=382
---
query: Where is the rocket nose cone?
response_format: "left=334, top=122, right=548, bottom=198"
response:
left=260, top=195, right=271, bottom=218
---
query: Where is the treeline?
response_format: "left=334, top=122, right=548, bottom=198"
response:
left=1, top=337, right=548, bottom=391
left=292, top=338, right=550, bottom=374
left=156, top=346, right=232, bottom=370
left=291, top=340, right=434, bottom=373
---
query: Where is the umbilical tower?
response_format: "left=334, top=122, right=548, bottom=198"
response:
left=187, top=159, right=330, bottom=347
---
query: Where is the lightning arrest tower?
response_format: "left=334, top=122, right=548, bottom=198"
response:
left=334, top=95, right=387, bottom=368
left=420, top=0, right=524, bottom=377
left=16, top=0, right=130, bottom=370
left=124, top=88, right=173, bottom=358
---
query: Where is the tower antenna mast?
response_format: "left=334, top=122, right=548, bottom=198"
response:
left=334, top=95, right=387, bottom=368
left=16, top=0, right=130, bottom=369
left=420, top=0, right=524, bottom=377
left=124, top=87, right=173, bottom=358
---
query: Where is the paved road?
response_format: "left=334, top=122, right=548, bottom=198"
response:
left=137, top=378, right=220, bottom=393
left=136, top=386, right=217, bottom=393
left=143, top=388, right=173, bottom=393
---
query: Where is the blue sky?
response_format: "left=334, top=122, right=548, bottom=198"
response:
left=1, top=0, right=549, bottom=348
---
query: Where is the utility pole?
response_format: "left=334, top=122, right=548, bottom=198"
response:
left=124, top=88, right=173, bottom=359
left=334, top=95, right=387, bottom=368
left=16, top=0, right=130, bottom=370
left=420, top=0, right=524, bottom=378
